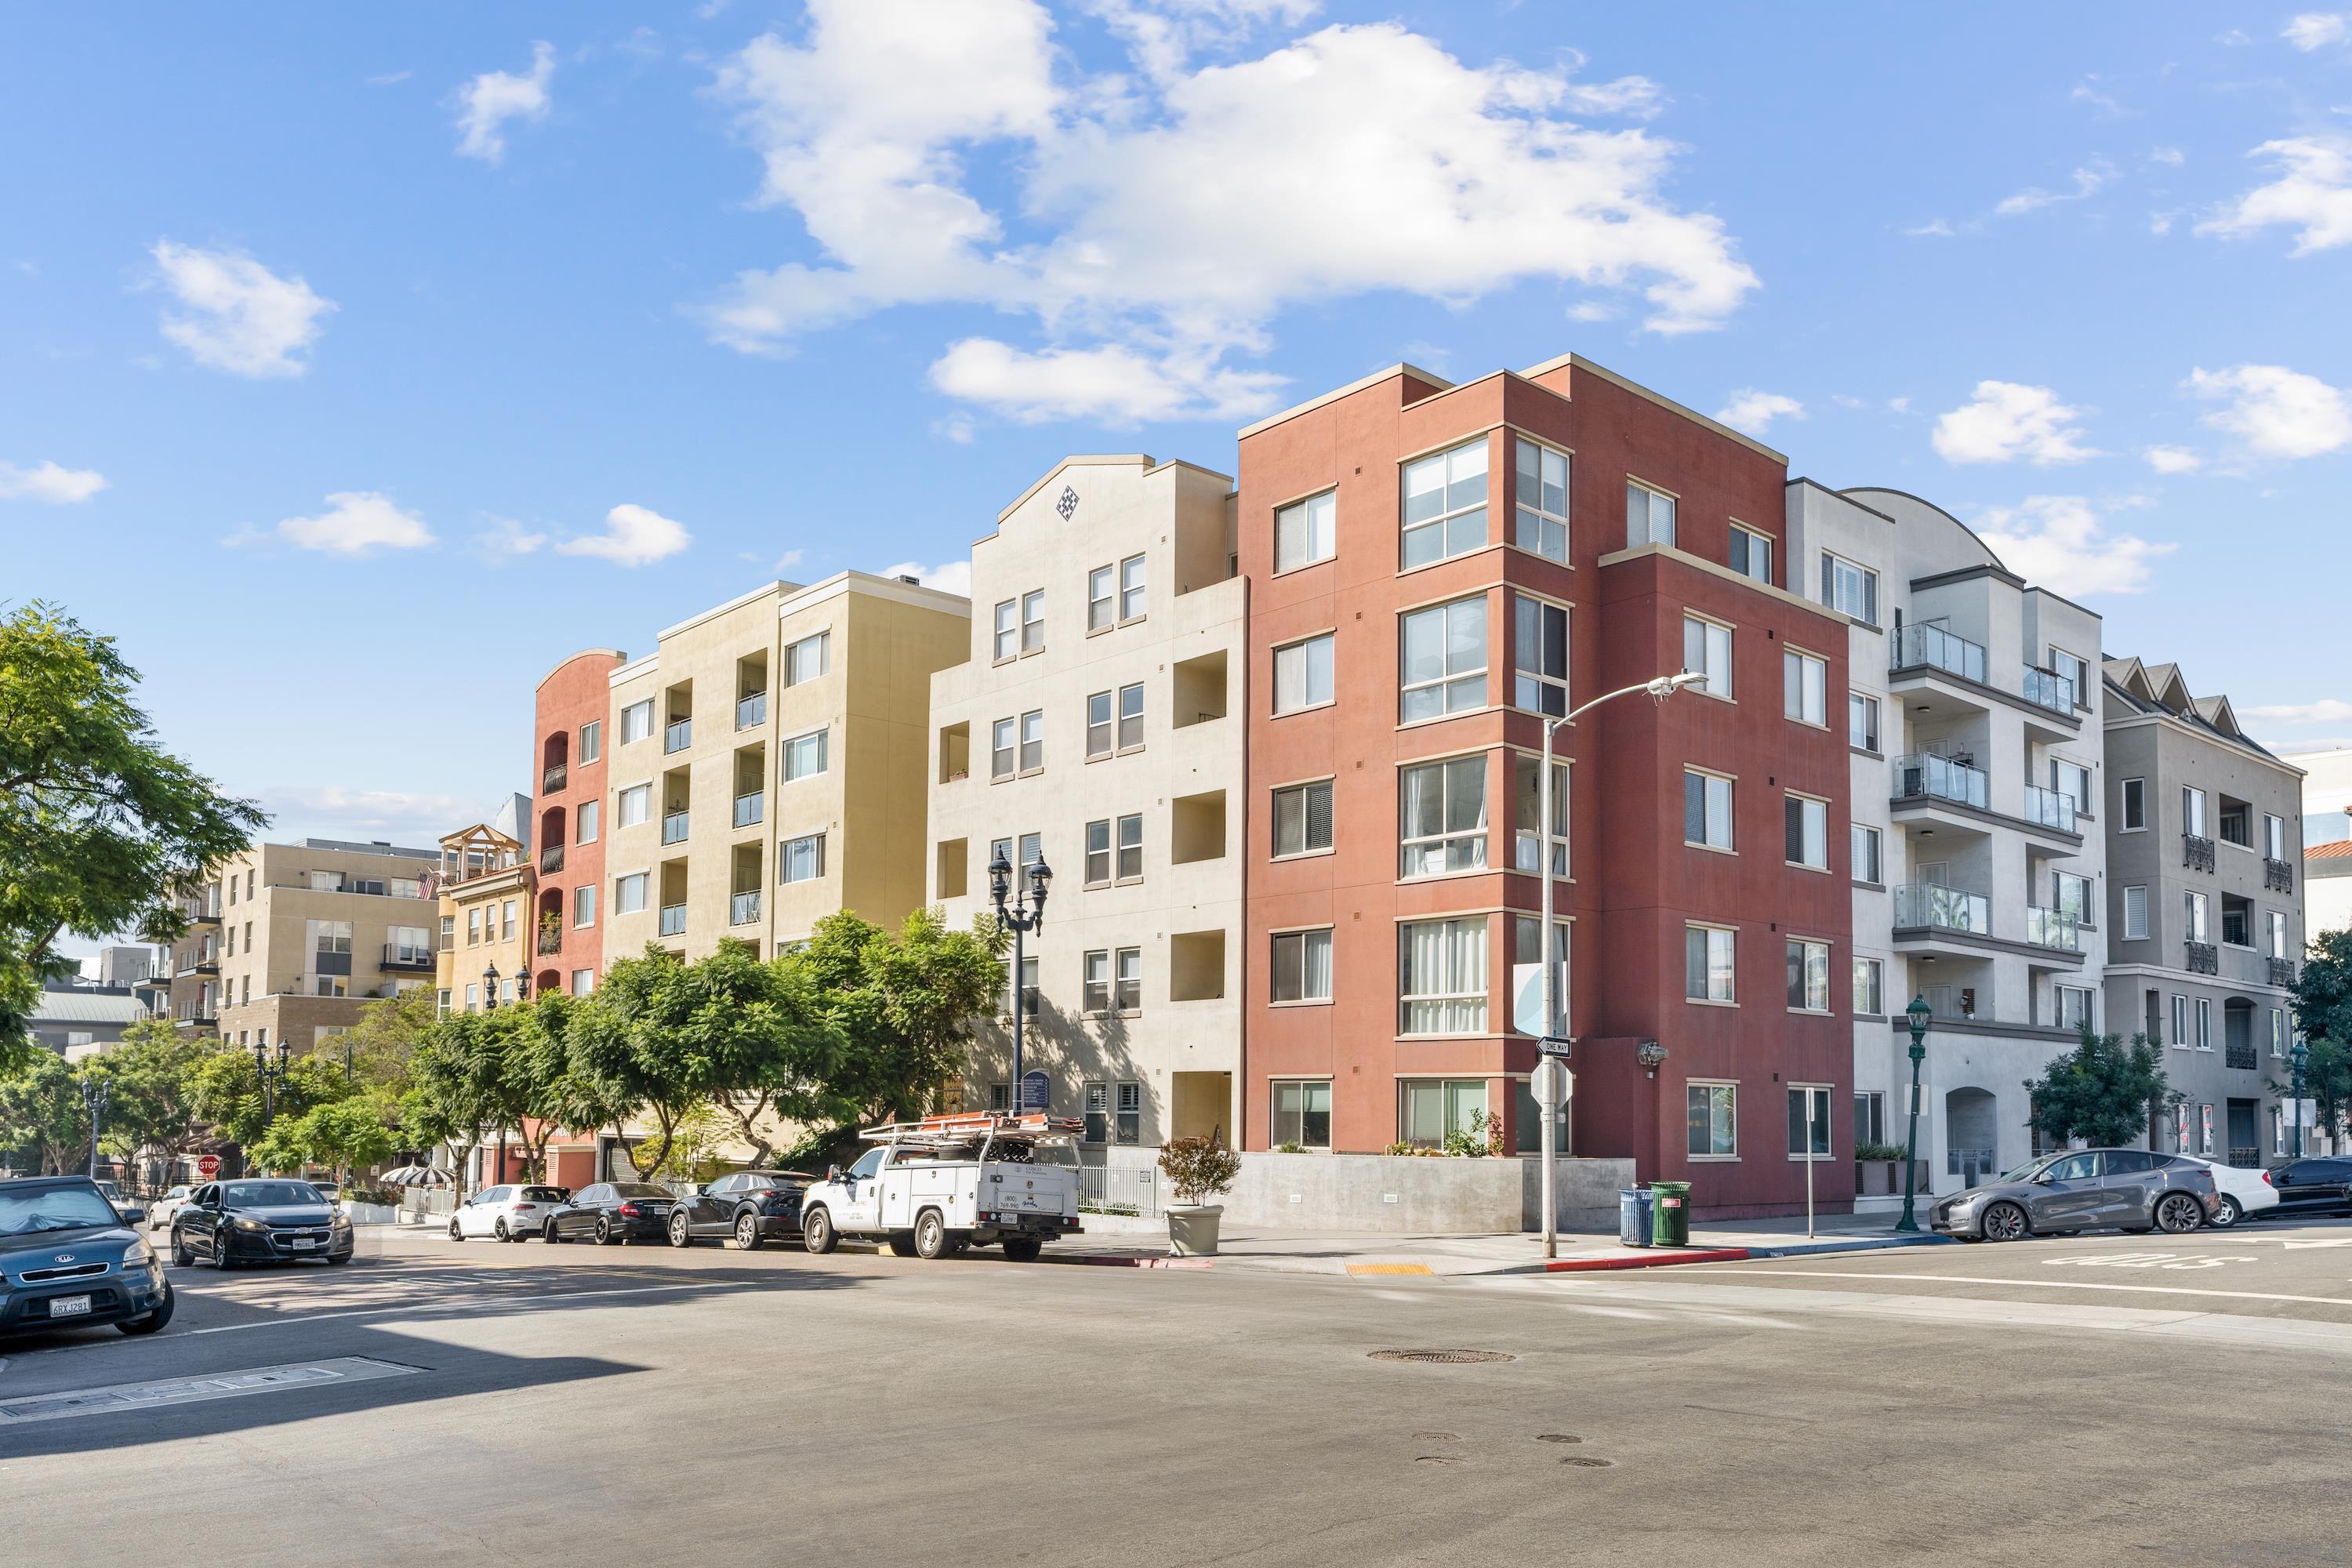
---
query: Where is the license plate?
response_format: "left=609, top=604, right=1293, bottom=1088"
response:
left=46, top=1294, right=93, bottom=1318
left=290, top=1238, right=318, bottom=1250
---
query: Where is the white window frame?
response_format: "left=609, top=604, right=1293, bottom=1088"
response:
left=573, top=884, right=595, bottom=928
left=783, top=726, right=829, bottom=781
left=1273, top=633, right=1336, bottom=714
left=1853, top=956, right=1885, bottom=1016
left=1684, top=768, right=1735, bottom=852
left=1729, top=522, right=1774, bottom=586
left=1399, top=754, right=1489, bottom=878
left=1398, top=916, right=1489, bottom=1036
left=1270, top=1077, right=1334, bottom=1149
left=1784, top=792, right=1829, bottom=871
left=1271, top=927, right=1334, bottom=1005
left=1087, top=565, right=1115, bottom=632
left=1399, top=596, right=1488, bottom=723
left=1686, top=923, right=1736, bottom=1004
left=615, top=873, right=648, bottom=915
left=577, top=799, right=600, bottom=845
left=1117, top=682, right=1144, bottom=751
left=1784, top=647, right=1828, bottom=728
left=2120, top=776, right=2146, bottom=831
left=1849, top=692, right=1879, bottom=753
left=619, top=699, right=655, bottom=746
left=1274, top=489, right=1338, bottom=574
left=1821, top=550, right=1879, bottom=626
left=1272, top=779, right=1334, bottom=858
left=780, top=832, right=826, bottom=884
left=1512, top=437, right=1570, bottom=564
left=785, top=630, right=830, bottom=687
left=1627, top=478, right=1676, bottom=549
left=2122, top=884, right=2148, bottom=941
left=1085, top=691, right=1113, bottom=759
left=1787, top=1083, right=1832, bottom=1161
left=2184, top=890, right=2209, bottom=943
left=1785, top=937, right=1831, bottom=1013
left=617, top=782, right=651, bottom=828
left=1682, top=613, right=1732, bottom=699
left=1688, top=1080, right=1737, bottom=1159
left=1402, top=436, right=1491, bottom=570
left=579, top=719, right=602, bottom=763
left=1119, top=554, right=1146, bottom=622
left=1851, top=822, right=1882, bottom=885
left=2183, top=786, right=2208, bottom=837
left=1511, top=593, right=1570, bottom=717
left=1018, top=710, right=1044, bottom=774
left=993, top=599, right=1018, bottom=662
left=2056, top=984, right=2093, bottom=1033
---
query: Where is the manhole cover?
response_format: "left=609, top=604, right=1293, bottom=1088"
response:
left=1536, top=1433, right=1582, bottom=1444
left=1560, top=1457, right=1614, bottom=1468
left=1368, top=1349, right=1516, bottom=1364
left=1414, top=1455, right=1465, bottom=1465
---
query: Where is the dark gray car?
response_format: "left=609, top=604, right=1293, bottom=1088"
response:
left=1931, top=1149, right=2218, bottom=1241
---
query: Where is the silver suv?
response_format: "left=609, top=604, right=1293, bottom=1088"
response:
left=1932, top=1149, right=2218, bottom=1241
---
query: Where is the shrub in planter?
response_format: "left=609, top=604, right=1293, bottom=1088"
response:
left=1159, top=1131, right=1241, bottom=1257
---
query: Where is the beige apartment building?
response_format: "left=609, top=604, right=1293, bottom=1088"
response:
left=433, top=822, right=534, bottom=1014
left=165, top=839, right=441, bottom=1051
left=600, top=571, right=971, bottom=963
left=927, top=454, right=1247, bottom=1181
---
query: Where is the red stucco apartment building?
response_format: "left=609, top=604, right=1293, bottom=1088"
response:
left=1238, top=355, right=1854, bottom=1217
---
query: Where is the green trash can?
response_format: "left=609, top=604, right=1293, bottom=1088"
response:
left=1648, top=1181, right=1693, bottom=1247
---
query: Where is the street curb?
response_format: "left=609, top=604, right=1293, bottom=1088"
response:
left=1052, top=1254, right=1216, bottom=1269
left=1505, top=1233, right=1958, bottom=1275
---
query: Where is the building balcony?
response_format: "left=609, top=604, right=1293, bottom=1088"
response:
left=2269, top=956, right=2298, bottom=987
left=174, top=1008, right=217, bottom=1029
left=2024, top=904, right=2080, bottom=953
left=2020, top=668, right=2077, bottom=716
left=543, top=762, right=568, bottom=795
left=662, top=811, right=691, bottom=846
left=2186, top=940, right=2219, bottom=976
left=175, top=957, right=219, bottom=978
left=731, top=891, right=761, bottom=927
left=538, top=927, right=564, bottom=956
left=2183, top=834, right=2216, bottom=873
left=2227, top=1040, right=2258, bottom=1072
left=379, top=945, right=436, bottom=972
left=539, top=844, right=565, bottom=875
left=733, top=792, right=763, bottom=829
left=2021, top=784, right=2078, bottom=835
left=1889, top=623, right=1987, bottom=684
left=183, top=905, right=222, bottom=927
left=2267, top=857, right=2296, bottom=894
left=664, top=719, right=692, bottom=754
left=736, top=692, right=767, bottom=731
left=1893, top=882, right=1990, bottom=937
left=659, top=904, right=687, bottom=938
left=1893, top=753, right=1988, bottom=812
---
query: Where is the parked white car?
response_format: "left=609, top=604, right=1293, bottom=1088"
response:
left=2169, top=1156, right=2278, bottom=1228
left=145, top=1185, right=194, bottom=1230
left=448, top=1183, right=570, bottom=1242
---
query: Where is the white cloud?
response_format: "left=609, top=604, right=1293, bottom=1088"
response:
left=1932, top=381, right=2099, bottom=466
left=472, top=517, right=549, bottom=560
left=1712, top=388, right=1804, bottom=437
left=234, top=491, right=436, bottom=555
left=1904, top=218, right=1955, bottom=238
left=1084, top=0, right=1322, bottom=83
left=455, top=41, right=554, bottom=164
left=1994, top=161, right=2116, bottom=217
left=2148, top=209, right=2180, bottom=235
left=2198, top=136, right=2352, bottom=253
left=2142, top=444, right=2202, bottom=474
left=0, top=459, right=107, bottom=503
left=774, top=548, right=805, bottom=574
left=2150, top=146, right=2185, bottom=166
left=259, top=785, right=482, bottom=847
left=1888, top=396, right=1911, bottom=413
left=2246, top=698, right=2352, bottom=725
left=151, top=241, right=334, bottom=378
left=554, top=503, right=692, bottom=566
left=1565, top=300, right=1617, bottom=321
left=880, top=558, right=973, bottom=597
left=1969, top=495, right=2174, bottom=596
left=2285, top=12, right=2350, bottom=50
left=2070, top=80, right=2125, bottom=118
left=930, top=337, right=1287, bottom=425
left=705, top=5, right=1758, bottom=422
left=2188, top=363, right=2352, bottom=458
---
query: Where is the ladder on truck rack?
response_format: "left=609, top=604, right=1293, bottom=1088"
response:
left=858, top=1112, right=1084, bottom=1146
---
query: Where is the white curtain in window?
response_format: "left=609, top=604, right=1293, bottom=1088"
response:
left=1402, top=917, right=1486, bottom=1033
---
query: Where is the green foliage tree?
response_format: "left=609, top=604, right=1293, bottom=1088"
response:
left=0, top=1050, right=91, bottom=1174
left=245, top=1115, right=309, bottom=1177
left=624, top=1099, right=735, bottom=1184
left=0, top=602, right=266, bottom=1072
left=280, top=1098, right=397, bottom=1188
left=337, top=982, right=440, bottom=1103
left=402, top=1007, right=525, bottom=1195
left=564, top=942, right=733, bottom=1177
left=190, top=1044, right=351, bottom=1149
left=2286, top=928, right=2352, bottom=1145
left=2025, top=1029, right=2171, bottom=1149
left=92, top=1018, right=220, bottom=1181
left=793, top=909, right=1007, bottom=1139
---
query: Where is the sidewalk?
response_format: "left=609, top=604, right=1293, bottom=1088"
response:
left=1054, top=1210, right=1957, bottom=1275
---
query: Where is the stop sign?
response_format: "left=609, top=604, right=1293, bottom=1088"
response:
left=195, top=1154, right=221, bottom=1178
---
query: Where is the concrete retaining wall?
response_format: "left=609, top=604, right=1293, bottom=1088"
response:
left=1521, top=1156, right=1637, bottom=1233
left=1213, top=1152, right=1632, bottom=1234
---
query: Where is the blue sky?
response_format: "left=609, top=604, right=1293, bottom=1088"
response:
left=9, top=2, right=2352, bottom=959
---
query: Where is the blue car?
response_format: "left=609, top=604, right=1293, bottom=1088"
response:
left=0, top=1174, right=175, bottom=1337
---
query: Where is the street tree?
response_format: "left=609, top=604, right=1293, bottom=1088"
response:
left=513, top=992, right=633, bottom=1180
left=94, top=1018, right=219, bottom=1179
left=564, top=943, right=729, bottom=1178
left=270, top=1098, right=397, bottom=1189
left=403, top=1007, right=522, bottom=1196
left=191, top=1044, right=352, bottom=1150
left=0, top=602, right=266, bottom=1072
left=0, top=1051, right=92, bottom=1174
left=793, top=908, right=1007, bottom=1138
left=2024, top=1029, right=2171, bottom=1149
left=336, top=982, right=441, bottom=1102
left=693, top=939, right=844, bottom=1165
left=2287, top=929, right=2352, bottom=1144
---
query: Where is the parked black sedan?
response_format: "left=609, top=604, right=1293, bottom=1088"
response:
left=2, top=1174, right=175, bottom=1337
left=2267, top=1156, right=2352, bottom=1217
left=542, top=1182, right=677, bottom=1244
left=170, top=1179, right=354, bottom=1268
left=666, top=1170, right=818, bottom=1250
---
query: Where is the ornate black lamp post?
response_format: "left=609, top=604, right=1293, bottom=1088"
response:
left=2291, top=1038, right=2310, bottom=1159
left=1897, top=995, right=1931, bottom=1233
left=483, top=960, right=501, bottom=1012
left=251, top=1038, right=291, bottom=1123
left=986, top=848, right=1052, bottom=1113
left=78, top=1076, right=112, bottom=1181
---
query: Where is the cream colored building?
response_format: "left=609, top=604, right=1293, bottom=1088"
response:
left=927, top=455, right=1246, bottom=1171
left=600, top=571, right=971, bottom=964
left=433, top=822, right=533, bottom=1014
left=166, top=839, right=441, bottom=1052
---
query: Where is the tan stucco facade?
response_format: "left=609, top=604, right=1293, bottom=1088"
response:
left=433, top=823, right=533, bottom=1013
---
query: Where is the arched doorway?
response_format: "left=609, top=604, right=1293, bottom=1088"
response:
left=1945, top=1087, right=1998, bottom=1187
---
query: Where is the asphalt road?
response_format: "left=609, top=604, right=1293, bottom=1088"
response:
left=8, top=1218, right=2352, bottom=1566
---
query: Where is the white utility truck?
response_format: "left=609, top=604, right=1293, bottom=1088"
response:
left=797, top=1112, right=1087, bottom=1261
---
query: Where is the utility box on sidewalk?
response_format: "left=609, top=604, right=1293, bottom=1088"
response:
left=1617, top=1188, right=1653, bottom=1247
left=1649, top=1181, right=1693, bottom=1247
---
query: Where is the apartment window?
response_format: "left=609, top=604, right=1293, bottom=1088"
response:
left=786, top=631, right=829, bottom=686
left=780, top=833, right=825, bottom=884
left=2267, top=909, right=2288, bottom=958
left=2184, top=891, right=2209, bottom=943
left=2183, top=786, right=2208, bottom=837
left=2271, top=1007, right=2288, bottom=1058
left=1682, top=614, right=1731, bottom=698
left=1273, top=779, right=1334, bottom=858
left=1854, top=1090, right=1886, bottom=1146
left=1512, top=594, right=1570, bottom=717
left=993, top=599, right=1018, bottom=661
left=1683, top=769, right=1735, bottom=851
left=1399, top=916, right=1487, bottom=1034
left=2050, top=760, right=2092, bottom=814
left=466, top=908, right=481, bottom=945
left=1085, top=949, right=1137, bottom=1014
left=2220, top=800, right=2252, bottom=848
left=1400, top=597, right=1487, bottom=721
left=1018, top=832, right=1041, bottom=880
left=2171, top=994, right=2188, bottom=1047
left=618, top=783, right=651, bottom=828
left=388, top=925, right=431, bottom=964
left=1085, top=692, right=1113, bottom=759
left=1512, top=437, right=1570, bottom=562
left=1688, top=1083, right=1737, bottom=1157
left=1784, top=649, right=1828, bottom=726
left=1729, top=523, right=1773, bottom=586
left=1788, top=1085, right=1831, bottom=1160
left=1402, top=436, right=1490, bottom=568
left=1271, top=1079, right=1332, bottom=1147
left=1821, top=552, right=1879, bottom=625
left=437, top=988, right=452, bottom=1018
left=1271, top=928, right=1334, bottom=1004
left=1116, top=947, right=1142, bottom=1011
left=620, top=700, right=655, bottom=745
left=2195, top=996, right=2213, bottom=1050
left=224, top=928, right=234, bottom=958
left=615, top=873, right=648, bottom=915
left=1275, top=489, right=1337, bottom=573
left=314, top=919, right=353, bottom=956
left=439, top=913, right=454, bottom=943
left=1852, top=823, right=1882, bottom=884
left=578, top=720, right=602, bottom=764
left=2123, top=884, right=2148, bottom=940
left=1786, top=938, right=1831, bottom=1012
left=1512, top=755, right=1570, bottom=876
left=2056, top=985, right=2092, bottom=1033
left=1849, top=693, right=1880, bottom=752
left=577, top=800, right=600, bottom=844
left=783, top=728, right=828, bottom=780
left=464, top=984, right=479, bottom=1013
left=1119, top=554, right=1146, bottom=621
left=1512, top=916, right=1570, bottom=1036
left=2121, top=777, right=2146, bottom=831
left=1116, top=814, right=1142, bottom=880
left=1118, top=683, right=1144, bottom=750
left=1784, top=793, right=1828, bottom=869
left=2049, top=648, right=2089, bottom=707
left=316, top=975, right=347, bottom=998
left=308, top=870, right=345, bottom=893
left=1011, top=954, right=1039, bottom=1016
left=572, top=969, right=593, bottom=997
left=1686, top=924, right=1736, bottom=1003
left=501, top=900, right=517, bottom=941
left=1853, top=956, right=1885, bottom=1015
left=993, top=718, right=1016, bottom=780
left=2053, top=871, right=2090, bottom=926
left=1627, top=480, right=1675, bottom=549
left=1082, top=818, right=1129, bottom=886
left=1399, top=1079, right=1490, bottom=1149
left=1400, top=756, right=1489, bottom=877
left=2265, top=813, right=2287, bottom=859
left=1273, top=633, right=1335, bottom=713
left=1022, top=590, right=1045, bottom=654
left=1019, top=710, right=1044, bottom=773
left=1087, top=564, right=1115, bottom=631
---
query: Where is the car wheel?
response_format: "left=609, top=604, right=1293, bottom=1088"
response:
left=448, top=1218, right=465, bottom=1242
left=495, top=1218, right=511, bottom=1242
left=117, top=1281, right=174, bottom=1336
left=1000, top=1237, right=1043, bottom=1263
left=543, top=1220, right=564, bottom=1244
left=171, top=1231, right=193, bottom=1268
left=668, top=1214, right=693, bottom=1249
left=2154, top=1192, right=2204, bottom=1234
left=595, top=1217, right=618, bottom=1246
left=1980, top=1202, right=2029, bottom=1243
left=211, top=1232, right=238, bottom=1270
left=913, top=1210, right=949, bottom=1260
left=735, top=1212, right=764, bottom=1251
left=2210, top=1196, right=2243, bottom=1229
left=886, top=1230, right=919, bottom=1258
left=801, top=1207, right=837, bottom=1254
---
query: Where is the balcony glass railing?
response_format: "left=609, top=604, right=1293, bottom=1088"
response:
left=731, top=891, right=761, bottom=926
left=662, top=811, right=690, bottom=845
left=1893, top=753, right=1989, bottom=811
left=2020, top=669, right=2076, bottom=715
left=2022, top=784, right=2078, bottom=834
left=659, top=904, right=687, bottom=938
left=733, top=792, right=764, bottom=829
left=1889, top=623, right=1987, bottom=684
left=664, top=719, right=692, bottom=754
left=1893, top=882, right=1991, bottom=935
left=736, top=692, right=766, bottom=730
left=2024, top=904, right=2080, bottom=952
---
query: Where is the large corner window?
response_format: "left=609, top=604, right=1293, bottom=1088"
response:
left=1399, top=918, right=1487, bottom=1036
left=1400, top=756, right=1488, bottom=877
left=1512, top=438, right=1570, bottom=563
left=1512, top=594, right=1569, bottom=717
left=1402, top=437, right=1490, bottom=569
left=1400, top=597, right=1487, bottom=722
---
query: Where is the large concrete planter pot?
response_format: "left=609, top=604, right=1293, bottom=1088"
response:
left=1857, top=1161, right=1897, bottom=1197
left=1167, top=1204, right=1224, bottom=1257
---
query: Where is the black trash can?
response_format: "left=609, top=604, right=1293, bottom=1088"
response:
left=1649, top=1181, right=1693, bottom=1247
left=1617, top=1188, right=1653, bottom=1247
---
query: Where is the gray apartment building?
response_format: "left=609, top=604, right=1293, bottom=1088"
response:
left=2100, top=657, right=2306, bottom=1167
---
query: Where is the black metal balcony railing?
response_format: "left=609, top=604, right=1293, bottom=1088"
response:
left=662, top=811, right=691, bottom=846
left=2227, top=1147, right=2262, bottom=1170
left=2183, top=833, right=2216, bottom=873
left=665, top=719, right=692, bottom=754
left=659, top=904, right=687, bottom=938
left=539, top=844, right=564, bottom=875
left=2269, top=956, right=2298, bottom=987
left=2227, top=1040, right=2258, bottom=1071
left=2266, top=858, right=2296, bottom=894
left=543, top=762, right=568, bottom=794
left=737, top=692, right=767, bottom=731
left=379, top=944, right=435, bottom=971
left=2186, top=940, right=2219, bottom=975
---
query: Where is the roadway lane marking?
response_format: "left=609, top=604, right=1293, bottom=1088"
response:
left=1711, top=1268, right=2352, bottom=1307
left=156, top=1280, right=742, bottom=1341
left=0, top=1357, right=420, bottom=1426
left=2282, top=1238, right=2352, bottom=1250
